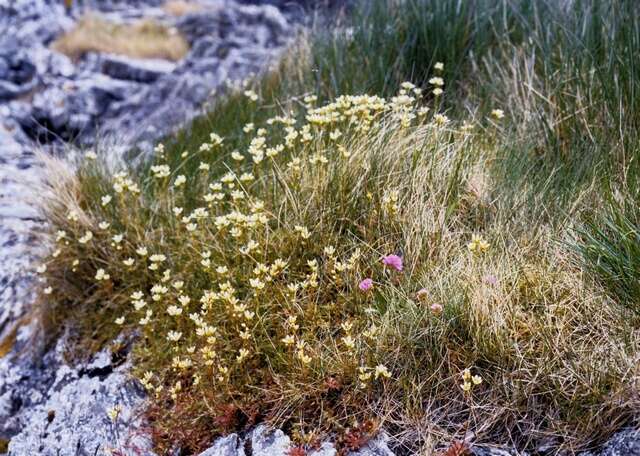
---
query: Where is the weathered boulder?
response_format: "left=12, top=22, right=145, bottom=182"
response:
left=251, top=425, right=293, bottom=456
left=198, top=434, right=245, bottom=456
left=4, top=340, right=153, bottom=456
left=21, top=76, right=139, bottom=142
left=175, top=3, right=290, bottom=48
left=581, top=430, right=640, bottom=456
left=194, top=427, right=395, bottom=456
left=0, top=40, right=38, bottom=100
left=98, top=54, right=177, bottom=83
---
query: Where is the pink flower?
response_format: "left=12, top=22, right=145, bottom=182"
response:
left=382, top=254, right=403, bottom=272
left=358, top=278, right=373, bottom=292
left=430, top=303, right=443, bottom=315
left=416, top=288, right=428, bottom=301
left=483, top=274, right=498, bottom=286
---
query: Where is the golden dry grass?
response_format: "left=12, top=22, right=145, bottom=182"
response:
left=51, top=15, right=190, bottom=61
left=162, top=0, right=205, bottom=16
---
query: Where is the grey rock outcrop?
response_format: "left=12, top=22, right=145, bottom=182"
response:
left=581, top=430, right=640, bottom=456
left=194, top=426, right=394, bottom=456
left=198, top=434, right=246, bottom=456
left=2, top=337, right=153, bottom=456
left=2, top=0, right=297, bottom=153
left=98, top=54, right=177, bottom=83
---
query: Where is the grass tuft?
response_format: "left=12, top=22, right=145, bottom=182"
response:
left=52, top=15, right=190, bottom=61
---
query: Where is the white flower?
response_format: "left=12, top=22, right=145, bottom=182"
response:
left=236, top=348, right=250, bottom=362
left=433, top=113, right=449, bottom=125
left=151, top=285, right=168, bottom=295
left=341, top=335, right=355, bottom=350
left=115, top=317, right=125, bottom=325
left=244, top=90, right=258, bottom=101
left=43, top=286, right=53, bottom=295
left=139, top=309, right=153, bottom=325
left=374, top=364, right=391, bottom=379
left=434, top=62, right=444, bottom=71
left=167, top=305, right=183, bottom=316
left=151, top=165, right=171, bottom=178
left=491, top=109, right=505, bottom=120
left=78, top=231, right=93, bottom=244
left=123, top=258, right=135, bottom=267
left=101, top=195, right=112, bottom=206
left=95, top=269, right=110, bottom=281
left=282, top=335, right=295, bottom=345
left=210, top=133, right=224, bottom=146
left=174, top=175, right=187, bottom=187
left=131, top=291, right=144, bottom=300
left=167, top=331, right=182, bottom=342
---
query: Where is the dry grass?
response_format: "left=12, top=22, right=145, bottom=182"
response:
left=162, top=0, right=205, bottom=17
left=0, top=327, right=17, bottom=359
left=51, top=15, right=190, bottom=61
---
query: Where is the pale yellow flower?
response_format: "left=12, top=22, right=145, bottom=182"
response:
left=174, top=175, right=187, bottom=187
left=101, top=195, right=112, bottom=206
left=95, top=269, right=110, bottom=281
left=374, top=364, right=391, bottom=379
left=78, top=231, right=93, bottom=244
left=491, top=109, right=505, bottom=120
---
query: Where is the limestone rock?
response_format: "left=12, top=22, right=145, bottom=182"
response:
left=198, top=434, right=245, bottom=456
left=99, top=54, right=177, bottom=83
left=5, top=344, right=153, bottom=456
left=251, top=425, right=292, bottom=456
left=581, top=429, right=640, bottom=456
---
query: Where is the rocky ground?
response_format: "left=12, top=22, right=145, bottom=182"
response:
left=0, top=0, right=638, bottom=455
